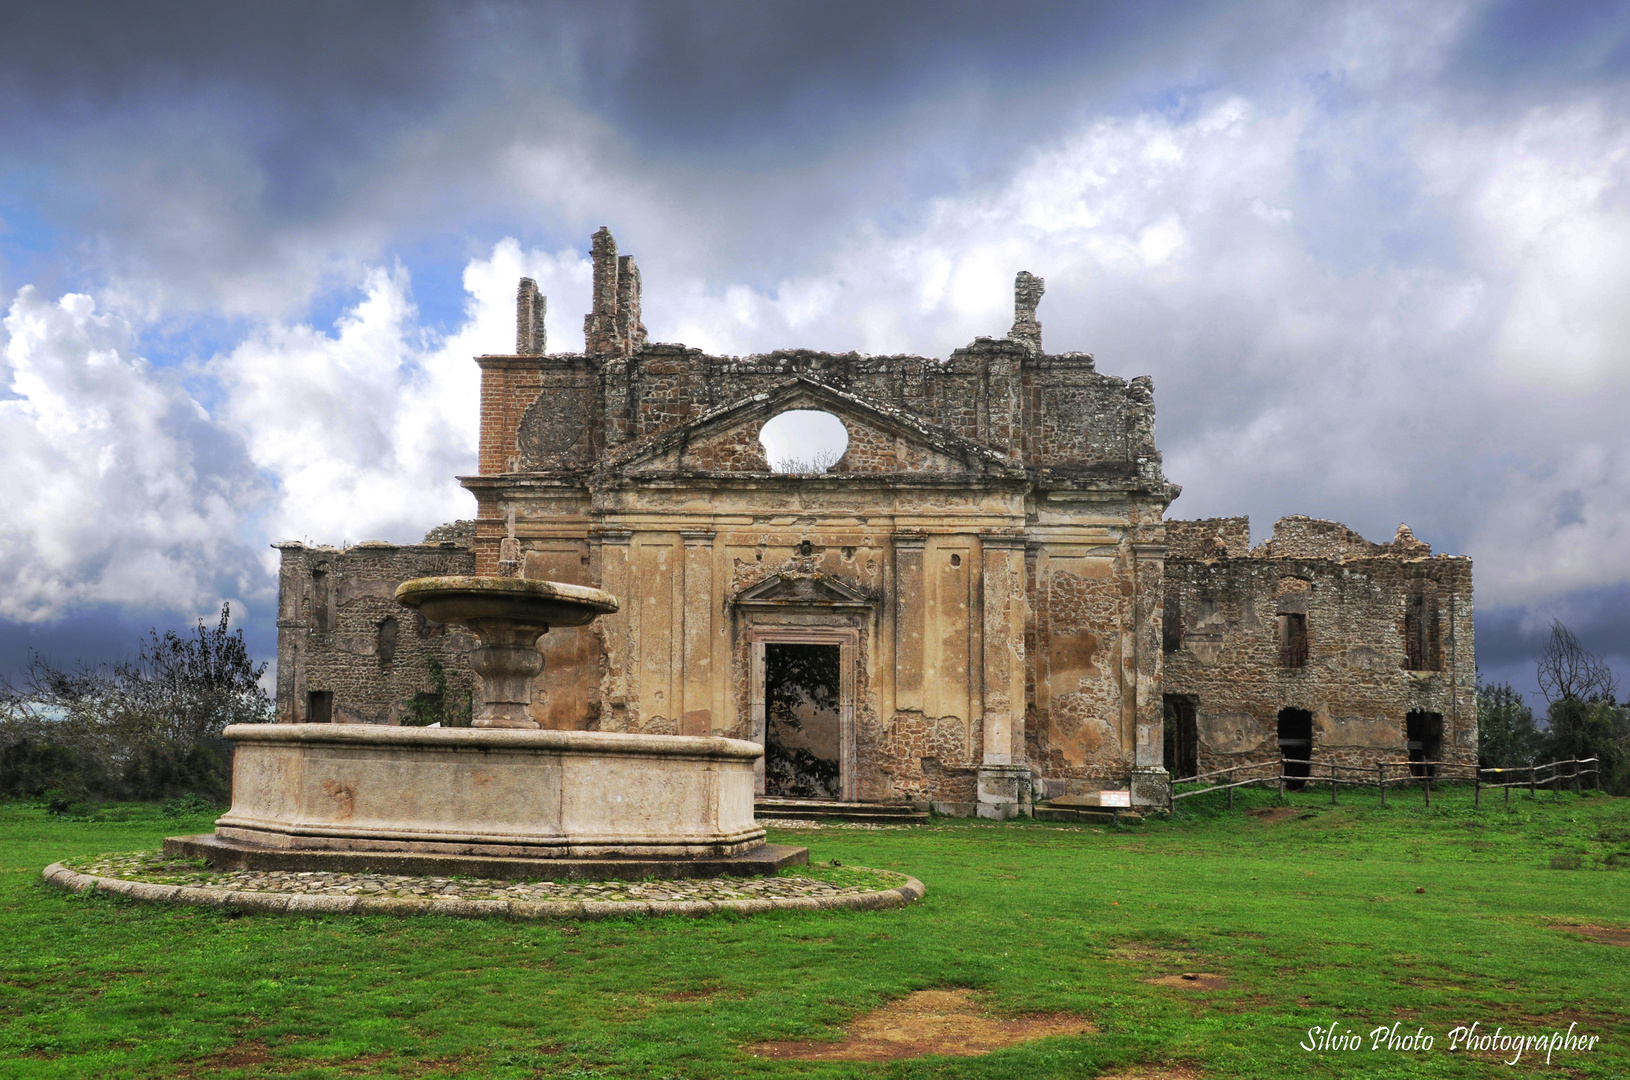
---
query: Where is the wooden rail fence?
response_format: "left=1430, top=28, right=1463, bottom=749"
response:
left=1166, top=757, right=1600, bottom=814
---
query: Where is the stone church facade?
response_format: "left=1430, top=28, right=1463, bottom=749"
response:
left=273, top=228, right=1477, bottom=816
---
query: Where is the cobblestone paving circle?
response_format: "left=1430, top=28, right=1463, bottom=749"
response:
left=67, top=852, right=905, bottom=904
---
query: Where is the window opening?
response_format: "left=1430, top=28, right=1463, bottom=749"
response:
left=1403, top=588, right=1439, bottom=671
left=759, top=410, right=848, bottom=474
left=1278, top=613, right=1308, bottom=668
left=1407, top=710, right=1443, bottom=778
left=376, top=616, right=398, bottom=664
left=763, top=643, right=842, bottom=799
left=306, top=690, right=334, bottom=724
left=1162, top=590, right=1183, bottom=654
left=1277, top=708, right=1313, bottom=791
left=311, top=568, right=332, bottom=633
left=1163, top=695, right=1199, bottom=780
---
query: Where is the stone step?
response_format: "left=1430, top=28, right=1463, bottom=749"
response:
left=755, top=798, right=929, bottom=824
left=1033, top=804, right=1144, bottom=824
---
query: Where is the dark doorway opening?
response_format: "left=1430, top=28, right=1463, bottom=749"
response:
left=1407, top=710, right=1443, bottom=777
left=306, top=690, right=334, bottom=724
left=1163, top=694, right=1199, bottom=780
left=764, top=643, right=842, bottom=799
left=1277, top=708, right=1313, bottom=790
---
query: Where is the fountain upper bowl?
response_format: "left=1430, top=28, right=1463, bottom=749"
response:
left=395, top=575, right=619, bottom=628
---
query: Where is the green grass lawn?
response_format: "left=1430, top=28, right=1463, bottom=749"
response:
left=2, top=784, right=1627, bottom=1078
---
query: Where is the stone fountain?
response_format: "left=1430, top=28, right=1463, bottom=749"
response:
left=168, top=576, right=805, bottom=879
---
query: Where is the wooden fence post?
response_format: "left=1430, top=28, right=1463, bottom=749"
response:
left=1475, top=766, right=1481, bottom=808
left=1424, top=771, right=1431, bottom=809
left=1573, top=759, right=1581, bottom=795
left=1227, top=766, right=1234, bottom=811
left=1331, top=762, right=1338, bottom=805
left=1529, top=764, right=1536, bottom=799
left=1504, top=773, right=1510, bottom=809
left=1553, top=763, right=1560, bottom=798
left=1378, top=762, right=1385, bottom=808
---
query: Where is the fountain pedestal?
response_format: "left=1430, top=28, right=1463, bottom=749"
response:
left=395, top=576, right=617, bottom=729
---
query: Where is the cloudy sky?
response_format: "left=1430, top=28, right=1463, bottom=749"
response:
left=2, top=0, right=1627, bottom=704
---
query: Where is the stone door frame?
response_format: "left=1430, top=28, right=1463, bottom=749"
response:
left=746, top=626, right=859, bottom=801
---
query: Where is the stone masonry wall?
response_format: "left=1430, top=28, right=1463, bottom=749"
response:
left=274, top=528, right=477, bottom=726
left=1162, top=516, right=1476, bottom=777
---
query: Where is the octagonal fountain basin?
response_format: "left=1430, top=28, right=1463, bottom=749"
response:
left=211, top=724, right=767, bottom=859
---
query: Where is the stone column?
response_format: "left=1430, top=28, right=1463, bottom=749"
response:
left=1129, top=539, right=1170, bottom=810
left=977, top=535, right=1031, bottom=819
left=893, top=533, right=925, bottom=714
left=681, top=530, right=715, bottom=736
left=595, top=529, right=632, bottom=730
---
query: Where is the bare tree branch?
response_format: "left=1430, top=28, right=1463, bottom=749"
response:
left=1537, top=619, right=1618, bottom=703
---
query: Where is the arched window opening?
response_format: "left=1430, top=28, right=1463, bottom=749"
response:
left=759, top=410, right=848, bottom=474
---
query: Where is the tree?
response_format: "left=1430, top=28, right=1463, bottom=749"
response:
left=1536, top=620, right=1617, bottom=704
left=0, top=603, right=271, bottom=802
left=1533, top=620, right=1628, bottom=795
left=1476, top=674, right=1542, bottom=769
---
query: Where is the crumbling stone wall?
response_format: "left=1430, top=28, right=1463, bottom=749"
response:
left=274, top=526, right=477, bottom=726
left=1163, top=516, right=1476, bottom=776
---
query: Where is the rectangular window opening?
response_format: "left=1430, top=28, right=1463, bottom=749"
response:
left=1403, top=589, right=1439, bottom=671
left=1278, top=613, right=1308, bottom=668
left=311, top=569, right=332, bottom=634
left=306, top=690, right=334, bottom=724
left=1162, top=591, right=1183, bottom=654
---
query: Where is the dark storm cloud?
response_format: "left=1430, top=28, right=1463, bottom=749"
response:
left=2, top=0, right=1628, bottom=697
left=1449, top=0, right=1630, bottom=89
left=0, top=604, right=275, bottom=684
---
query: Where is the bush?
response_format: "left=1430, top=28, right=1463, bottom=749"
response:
left=0, top=603, right=270, bottom=802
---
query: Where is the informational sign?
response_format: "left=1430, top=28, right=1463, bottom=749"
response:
left=1100, top=790, right=1132, bottom=808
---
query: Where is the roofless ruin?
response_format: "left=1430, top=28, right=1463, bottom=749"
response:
left=273, top=228, right=1477, bottom=816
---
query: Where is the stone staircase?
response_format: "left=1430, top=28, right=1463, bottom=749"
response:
left=755, top=798, right=929, bottom=825
left=1032, top=794, right=1143, bottom=824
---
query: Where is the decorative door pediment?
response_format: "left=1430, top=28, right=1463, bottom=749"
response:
left=732, top=571, right=877, bottom=610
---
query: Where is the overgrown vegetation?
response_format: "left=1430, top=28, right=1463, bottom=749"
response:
left=1478, top=621, right=1629, bottom=795
left=764, top=643, right=841, bottom=798
left=0, top=603, right=270, bottom=804
left=402, top=656, right=473, bottom=728
left=2, top=787, right=1626, bottom=1078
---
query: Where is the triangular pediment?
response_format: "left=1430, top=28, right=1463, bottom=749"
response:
left=606, top=377, right=1023, bottom=479
left=733, top=571, right=878, bottom=609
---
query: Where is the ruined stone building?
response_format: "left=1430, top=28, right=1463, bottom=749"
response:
left=274, top=228, right=1477, bottom=816
left=1162, top=517, right=1475, bottom=783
